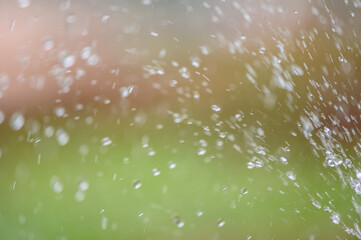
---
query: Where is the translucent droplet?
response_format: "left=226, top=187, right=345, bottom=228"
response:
left=44, top=126, right=55, bottom=138
left=198, top=148, right=206, bottom=156
left=150, top=31, right=158, bottom=37
left=331, top=212, right=340, bottom=224
left=241, top=188, right=248, bottom=194
left=179, top=67, right=190, bottom=79
left=152, top=168, right=160, bottom=176
left=62, top=54, right=76, bottom=68
left=280, top=157, right=288, bottom=164
left=66, top=13, right=76, bottom=24
left=79, top=144, right=89, bottom=156
left=54, top=106, right=66, bottom=117
left=286, top=171, right=296, bottom=181
left=196, top=210, right=203, bottom=217
left=133, top=180, right=142, bottom=189
left=75, top=190, right=85, bottom=202
left=120, top=85, right=134, bottom=98
left=169, top=162, right=176, bottom=169
left=101, top=216, right=108, bottom=230
left=101, top=137, right=112, bottom=146
left=211, top=104, right=221, bottom=112
left=86, top=54, right=100, bottom=66
left=18, top=0, right=30, bottom=8
left=290, top=64, right=304, bottom=76
left=56, top=128, right=69, bottom=146
left=0, top=110, right=5, bottom=125
left=217, top=219, right=226, bottom=227
left=79, top=180, right=89, bottom=191
left=311, top=200, right=321, bottom=209
left=191, top=57, right=201, bottom=68
left=50, top=176, right=63, bottom=193
left=10, top=112, right=25, bottom=131
left=81, top=47, right=92, bottom=59
left=43, top=37, right=54, bottom=51
left=0, top=74, right=10, bottom=92
left=173, top=215, right=184, bottom=228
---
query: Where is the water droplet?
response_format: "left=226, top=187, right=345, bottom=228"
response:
left=169, top=162, right=176, bottom=169
left=172, top=215, right=184, bottom=228
left=62, top=54, right=76, bottom=68
left=286, top=171, right=296, bottom=181
left=179, top=67, right=190, bottom=79
left=10, top=112, right=25, bottom=131
left=191, top=57, right=201, bottom=68
left=290, top=64, right=304, bottom=76
left=211, top=104, right=221, bottom=112
left=86, top=54, right=100, bottom=66
left=81, top=47, right=92, bottom=59
left=280, top=157, right=288, bottom=164
left=331, top=212, right=340, bottom=224
left=101, top=137, right=112, bottom=146
left=241, top=188, right=248, bottom=194
left=75, top=190, right=85, bottom=202
left=42, top=37, right=54, bottom=51
left=311, top=200, right=321, bottom=209
left=56, top=128, right=69, bottom=146
left=196, top=210, right=203, bottom=217
left=133, top=180, right=142, bottom=189
left=150, top=31, right=158, bottom=37
left=18, top=0, right=30, bottom=8
left=198, top=148, right=206, bottom=156
left=44, top=126, right=55, bottom=138
left=54, top=106, right=66, bottom=117
left=217, top=219, right=226, bottom=227
left=79, top=180, right=89, bottom=191
left=152, top=168, right=160, bottom=176
left=50, top=176, right=63, bottom=193
left=120, top=85, right=134, bottom=98
left=66, top=13, right=76, bottom=24
left=101, top=216, right=108, bottom=229
left=0, top=110, right=5, bottom=125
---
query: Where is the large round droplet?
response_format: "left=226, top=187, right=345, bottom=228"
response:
left=10, top=112, right=25, bottom=131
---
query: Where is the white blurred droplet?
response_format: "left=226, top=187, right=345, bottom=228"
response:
left=43, top=37, right=54, bottom=51
left=133, top=180, right=142, bottom=189
left=50, top=176, right=63, bottom=193
left=81, top=47, right=92, bottom=59
left=75, top=190, right=85, bottom=202
left=217, top=219, right=226, bottom=227
left=56, top=128, right=69, bottom=146
left=86, top=54, right=100, bottom=66
left=101, top=216, right=108, bottom=230
left=211, top=104, right=221, bottom=112
left=169, top=162, right=176, bottom=169
left=101, top=137, right=112, bottom=146
left=0, top=110, right=5, bottom=125
left=198, top=148, right=206, bottom=156
left=18, top=0, right=30, bottom=8
left=331, top=212, right=340, bottom=224
left=79, top=180, right=89, bottom=191
left=62, top=55, right=76, bottom=68
left=152, top=168, right=160, bottom=176
left=286, top=171, right=296, bottom=181
left=120, top=85, right=134, bottom=98
left=10, top=112, right=25, bottom=131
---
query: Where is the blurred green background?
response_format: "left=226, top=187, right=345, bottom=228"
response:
left=0, top=0, right=361, bottom=239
